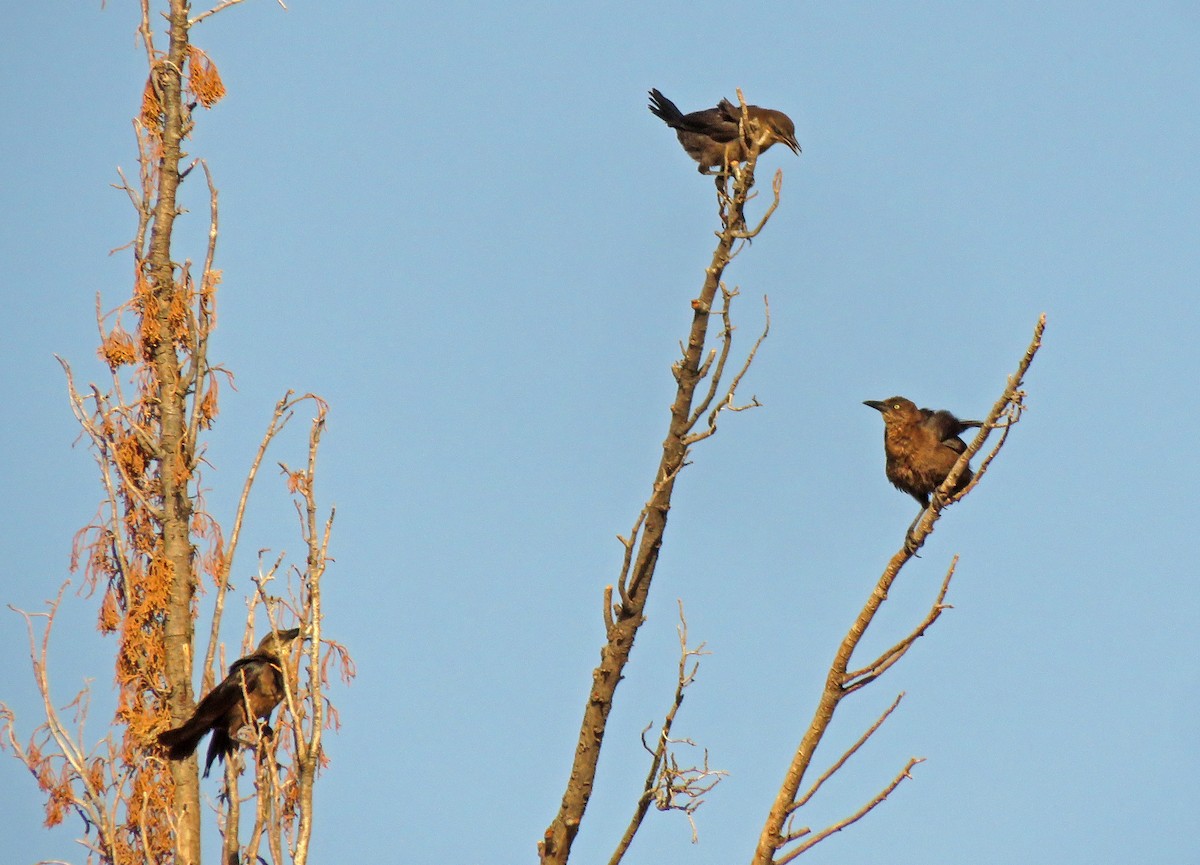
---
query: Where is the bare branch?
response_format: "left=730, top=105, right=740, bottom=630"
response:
left=750, top=315, right=1047, bottom=865
left=1, top=587, right=120, bottom=862
left=685, top=284, right=740, bottom=428
left=602, top=585, right=615, bottom=635
left=541, top=91, right=788, bottom=865
left=608, top=602, right=723, bottom=865
left=905, top=314, right=1046, bottom=554
left=791, top=692, right=905, bottom=814
left=778, top=758, right=925, bottom=863
left=190, top=0, right=289, bottom=27
left=201, top=392, right=300, bottom=691
left=684, top=294, right=770, bottom=445
left=732, top=171, right=784, bottom=240
left=842, top=558, right=957, bottom=694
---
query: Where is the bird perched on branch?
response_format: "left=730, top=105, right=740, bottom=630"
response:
left=158, top=628, right=303, bottom=777
left=863, top=397, right=983, bottom=534
left=647, top=88, right=800, bottom=174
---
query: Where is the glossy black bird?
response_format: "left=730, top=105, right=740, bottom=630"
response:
left=157, top=628, right=302, bottom=777
left=647, top=89, right=800, bottom=174
left=864, top=397, right=983, bottom=534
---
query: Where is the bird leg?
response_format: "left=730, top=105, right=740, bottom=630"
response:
left=904, top=509, right=926, bottom=554
left=234, top=718, right=276, bottom=747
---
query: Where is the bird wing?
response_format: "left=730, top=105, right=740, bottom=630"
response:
left=180, top=654, right=273, bottom=733
left=920, top=408, right=982, bottom=443
left=227, top=654, right=270, bottom=693
left=941, top=435, right=968, bottom=456
left=187, top=673, right=246, bottom=727
left=675, top=102, right=741, bottom=141
left=156, top=668, right=248, bottom=760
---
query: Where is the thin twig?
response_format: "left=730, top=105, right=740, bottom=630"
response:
left=608, top=602, right=718, bottom=864
left=201, top=393, right=299, bottom=690
left=842, top=558, right=957, bottom=694
left=790, top=692, right=905, bottom=813
left=906, top=314, right=1046, bottom=554
left=750, top=315, right=1047, bottom=865
left=542, top=97, right=783, bottom=864
left=778, top=758, right=925, bottom=863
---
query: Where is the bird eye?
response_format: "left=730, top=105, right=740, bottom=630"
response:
left=892, top=403, right=900, bottom=410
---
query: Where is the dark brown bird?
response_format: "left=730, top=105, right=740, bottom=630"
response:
left=648, top=89, right=800, bottom=174
left=157, top=628, right=302, bottom=777
left=864, top=397, right=982, bottom=533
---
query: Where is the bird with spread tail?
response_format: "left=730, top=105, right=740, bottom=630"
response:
left=864, top=396, right=983, bottom=538
left=157, top=628, right=303, bottom=777
left=647, top=88, right=800, bottom=174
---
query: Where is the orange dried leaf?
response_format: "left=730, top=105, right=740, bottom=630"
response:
left=98, top=589, right=121, bottom=633
left=44, top=797, right=65, bottom=828
left=147, top=554, right=172, bottom=590
left=168, top=287, right=189, bottom=343
left=87, top=757, right=106, bottom=792
left=188, top=46, right=226, bottom=108
left=99, top=328, right=137, bottom=370
left=115, top=435, right=147, bottom=479
left=89, top=541, right=111, bottom=575
left=198, top=381, right=219, bottom=429
left=140, top=78, right=162, bottom=131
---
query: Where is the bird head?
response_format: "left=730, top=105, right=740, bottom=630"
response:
left=863, top=396, right=919, bottom=423
left=257, top=627, right=304, bottom=655
left=750, top=107, right=801, bottom=155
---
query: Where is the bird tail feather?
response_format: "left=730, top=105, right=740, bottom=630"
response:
left=203, top=729, right=235, bottom=778
left=647, top=89, right=683, bottom=126
left=157, top=722, right=208, bottom=761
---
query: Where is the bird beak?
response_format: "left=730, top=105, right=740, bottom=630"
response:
left=783, top=136, right=801, bottom=155
left=863, top=400, right=886, bottom=412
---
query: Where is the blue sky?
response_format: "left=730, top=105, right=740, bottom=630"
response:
left=2, top=2, right=1197, bottom=863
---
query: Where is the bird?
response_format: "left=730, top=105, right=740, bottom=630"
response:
left=647, top=88, right=800, bottom=174
left=863, top=396, right=983, bottom=536
left=157, top=628, right=303, bottom=777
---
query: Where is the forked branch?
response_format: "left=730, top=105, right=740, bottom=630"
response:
left=540, top=102, right=787, bottom=865
left=608, top=602, right=725, bottom=865
left=778, top=758, right=924, bottom=864
left=0, top=586, right=123, bottom=863
left=789, top=692, right=905, bottom=818
left=906, top=314, right=1046, bottom=553
left=750, top=315, right=1047, bottom=864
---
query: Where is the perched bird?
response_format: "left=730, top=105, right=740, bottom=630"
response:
left=864, top=397, right=983, bottom=534
left=647, top=88, right=800, bottom=174
left=158, top=628, right=302, bottom=777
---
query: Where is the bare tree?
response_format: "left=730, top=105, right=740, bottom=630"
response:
left=540, top=96, right=778, bottom=865
left=0, top=4, right=350, bottom=865
left=539, top=93, right=1047, bottom=864
left=750, top=317, right=1045, bottom=864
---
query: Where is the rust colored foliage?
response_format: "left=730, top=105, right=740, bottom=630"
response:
left=98, top=589, right=121, bottom=634
left=139, top=77, right=162, bottom=132
left=98, top=328, right=137, bottom=370
left=198, top=377, right=219, bottom=429
left=187, top=46, right=226, bottom=108
left=285, top=470, right=309, bottom=496
left=132, top=270, right=162, bottom=355
left=201, top=268, right=221, bottom=307
left=114, top=433, right=148, bottom=479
